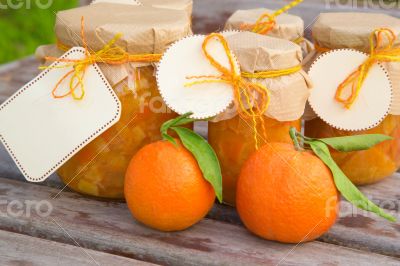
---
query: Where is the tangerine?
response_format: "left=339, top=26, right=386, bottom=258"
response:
left=236, top=143, right=339, bottom=243
left=124, top=140, right=215, bottom=231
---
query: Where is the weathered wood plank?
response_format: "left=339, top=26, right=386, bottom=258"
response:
left=359, top=175, right=400, bottom=211
left=0, top=177, right=398, bottom=266
left=79, top=0, right=91, bottom=6
left=209, top=204, right=400, bottom=259
left=0, top=56, right=39, bottom=103
left=0, top=230, right=154, bottom=266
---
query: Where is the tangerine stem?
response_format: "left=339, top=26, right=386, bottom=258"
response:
left=289, top=127, right=303, bottom=151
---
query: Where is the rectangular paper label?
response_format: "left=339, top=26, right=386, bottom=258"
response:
left=0, top=47, right=121, bottom=182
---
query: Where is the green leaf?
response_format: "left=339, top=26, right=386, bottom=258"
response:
left=171, top=127, right=223, bottom=203
left=162, top=133, right=177, bottom=146
left=319, top=134, right=392, bottom=152
left=308, top=140, right=396, bottom=222
left=160, top=112, right=196, bottom=137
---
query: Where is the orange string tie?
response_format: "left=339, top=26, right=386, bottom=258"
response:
left=185, top=33, right=271, bottom=149
left=313, top=42, right=331, bottom=54
left=240, top=0, right=303, bottom=35
left=42, top=16, right=162, bottom=100
left=335, top=28, right=400, bottom=109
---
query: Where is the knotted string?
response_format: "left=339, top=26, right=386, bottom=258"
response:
left=335, top=28, right=400, bottom=109
left=42, top=17, right=162, bottom=100
left=185, top=33, right=301, bottom=149
left=313, top=42, right=331, bottom=53
left=240, top=0, right=303, bottom=35
left=242, top=65, right=302, bottom=79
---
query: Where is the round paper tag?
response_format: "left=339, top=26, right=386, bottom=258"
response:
left=156, top=33, right=240, bottom=119
left=308, top=49, right=392, bottom=131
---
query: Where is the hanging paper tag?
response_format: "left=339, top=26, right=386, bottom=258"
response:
left=308, top=49, right=392, bottom=131
left=0, top=47, right=121, bottom=182
left=91, top=0, right=142, bottom=5
left=157, top=33, right=239, bottom=119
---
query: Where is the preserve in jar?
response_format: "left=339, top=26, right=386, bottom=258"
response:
left=208, top=32, right=312, bottom=205
left=305, top=12, right=400, bottom=185
left=39, top=4, right=192, bottom=199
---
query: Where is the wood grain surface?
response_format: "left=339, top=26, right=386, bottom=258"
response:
left=0, top=177, right=398, bottom=265
left=0, top=2, right=400, bottom=265
left=0, top=230, right=156, bottom=266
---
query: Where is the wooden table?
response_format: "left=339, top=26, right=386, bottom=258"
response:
left=0, top=1, right=399, bottom=265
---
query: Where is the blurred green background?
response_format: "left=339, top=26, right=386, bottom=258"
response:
left=0, top=0, right=78, bottom=64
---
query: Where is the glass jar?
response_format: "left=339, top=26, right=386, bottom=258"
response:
left=209, top=116, right=301, bottom=205
left=305, top=12, right=400, bottom=185
left=51, top=4, right=192, bottom=199
left=305, top=116, right=400, bottom=185
left=58, top=66, right=180, bottom=199
left=207, top=32, right=310, bottom=206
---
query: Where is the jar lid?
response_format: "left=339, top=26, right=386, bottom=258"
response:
left=224, top=8, right=304, bottom=41
left=226, top=31, right=302, bottom=73
left=140, top=0, right=192, bottom=15
left=211, top=32, right=312, bottom=122
left=55, top=3, right=192, bottom=54
left=313, top=12, right=400, bottom=51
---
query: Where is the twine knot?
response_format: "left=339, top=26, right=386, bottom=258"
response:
left=186, top=33, right=302, bottom=148
left=240, top=0, right=303, bottom=35
left=335, top=28, right=400, bottom=109
left=42, top=17, right=162, bottom=100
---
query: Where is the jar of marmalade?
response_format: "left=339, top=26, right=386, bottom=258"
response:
left=305, top=12, right=400, bottom=185
left=39, top=4, right=192, bottom=199
left=208, top=32, right=312, bottom=205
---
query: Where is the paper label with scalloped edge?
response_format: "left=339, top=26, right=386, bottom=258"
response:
left=0, top=47, right=121, bottom=182
left=91, top=0, right=142, bottom=5
left=156, top=33, right=240, bottom=120
left=308, top=49, right=392, bottom=131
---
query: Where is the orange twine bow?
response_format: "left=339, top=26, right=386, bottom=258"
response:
left=185, top=33, right=271, bottom=149
left=42, top=17, right=162, bottom=100
left=240, top=0, right=303, bottom=35
left=335, top=28, right=400, bottom=109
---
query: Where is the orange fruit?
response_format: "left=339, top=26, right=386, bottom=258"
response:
left=236, top=143, right=339, bottom=243
left=209, top=115, right=301, bottom=206
left=124, top=140, right=215, bottom=231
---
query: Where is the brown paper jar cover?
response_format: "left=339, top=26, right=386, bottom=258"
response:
left=305, top=12, right=400, bottom=186
left=225, top=8, right=304, bottom=41
left=37, top=4, right=192, bottom=87
left=224, top=8, right=314, bottom=56
left=140, top=0, right=193, bottom=16
left=55, top=3, right=191, bottom=55
left=306, top=12, right=400, bottom=117
left=212, top=31, right=312, bottom=123
left=208, top=32, right=311, bottom=205
left=38, top=4, right=192, bottom=199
